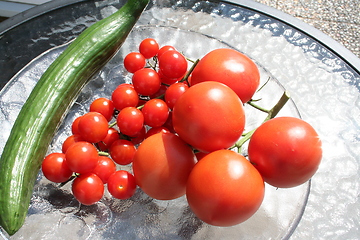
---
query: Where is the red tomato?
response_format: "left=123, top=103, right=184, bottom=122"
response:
left=109, top=139, right=136, bottom=165
left=92, top=156, right=117, bottom=184
left=71, top=116, right=82, bottom=135
left=62, top=134, right=83, bottom=153
left=172, top=81, right=245, bottom=153
left=191, top=48, right=260, bottom=103
left=165, top=82, right=189, bottom=110
left=141, top=99, right=169, bottom=128
left=72, top=173, right=104, bottom=205
left=89, top=97, right=115, bottom=122
left=107, top=170, right=137, bottom=200
left=139, top=38, right=159, bottom=59
left=42, top=153, right=73, bottom=183
left=116, top=107, right=144, bottom=137
left=186, top=150, right=264, bottom=227
left=97, top=128, right=119, bottom=151
left=123, top=52, right=146, bottom=73
left=248, top=117, right=322, bottom=188
left=78, top=112, right=108, bottom=143
left=65, top=141, right=99, bottom=174
left=158, top=50, right=188, bottom=79
left=111, top=84, right=139, bottom=111
left=132, top=132, right=196, bottom=200
left=132, top=68, right=161, bottom=96
left=157, top=45, right=176, bottom=58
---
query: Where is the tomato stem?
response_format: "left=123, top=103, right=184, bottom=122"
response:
left=235, top=91, right=290, bottom=152
left=247, top=101, right=269, bottom=113
left=180, top=59, right=199, bottom=86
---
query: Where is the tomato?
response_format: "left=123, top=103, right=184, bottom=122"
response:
left=132, top=68, right=161, bottom=96
left=42, top=153, right=73, bottom=183
left=145, top=126, right=170, bottom=138
left=165, top=82, right=189, bottom=110
left=92, top=156, right=117, bottom=184
left=97, top=128, right=119, bottom=151
left=158, top=50, right=188, bottom=79
left=248, top=117, right=322, bottom=188
left=141, top=99, right=169, bottom=128
left=116, top=107, right=144, bottom=137
left=186, top=150, right=264, bottom=227
left=111, top=84, right=139, bottom=111
left=78, top=112, right=109, bottom=143
left=132, top=132, right=196, bottom=200
left=71, top=116, right=82, bottom=135
left=190, top=48, right=260, bottom=103
left=157, top=45, right=175, bottom=58
left=172, top=81, right=245, bottom=153
left=139, top=38, right=159, bottom=59
left=72, top=173, right=104, bottom=205
left=107, top=170, right=137, bottom=200
left=62, top=134, right=83, bottom=153
left=123, top=52, right=146, bottom=73
left=109, top=139, right=136, bottom=165
left=90, top=97, right=115, bottom=122
left=65, top=141, right=99, bottom=174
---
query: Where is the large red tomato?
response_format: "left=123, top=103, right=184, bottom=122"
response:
left=248, top=117, right=322, bottom=188
left=186, top=150, right=264, bottom=227
left=190, top=48, right=260, bottom=103
left=132, top=132, right=196, bottom=200
left=172, top=81, right=245, bottom=153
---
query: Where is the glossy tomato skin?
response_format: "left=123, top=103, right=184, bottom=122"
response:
left=172, top=81, right=245, bottom=153
left=132, top=132, right=196, bottom=200
left=191, top=48, right=260, bottom=103
left=72, top=173, right=104, bottom=205
left=186, top=150, right=264, bottom=227
left=248, top=117, right=322, bottom=188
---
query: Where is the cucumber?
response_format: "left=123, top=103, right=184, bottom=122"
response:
left=0, top=0, right=149, bottom=235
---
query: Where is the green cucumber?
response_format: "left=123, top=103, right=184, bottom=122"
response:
left=0, top=0, right=149, bottom=235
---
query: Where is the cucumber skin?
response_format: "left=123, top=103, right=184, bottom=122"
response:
left=0, top=0, right=149, bottom=235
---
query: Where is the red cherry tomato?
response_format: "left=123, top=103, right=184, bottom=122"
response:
left=62, top=134, right=83, bottom=153
left=78, top=112, right=108, bottom=143
left=172, top=81, right=245, bottom=153
left=72, top=173, right=104, bottom=205
left=90, top=97, right=115, bottom=122
left=141, top=99, right=169, bottom=128
left=165, top=82, right=189, bottom=109
left=107, top=170, right=137, bottom=200
left=71, top=116, right=82, bottom=135
left=158, top=50, right=188, bottom=79
left=133, top=132, right=196, bottom=200
left=92, top=156, right=117, bottom=184
left=248, top=117, right=322, bottom=188
left=191, top=48, right=260, bottom=103
left=157, top=45, right=176, bottom=58
left=139, top=38, right=159, bottom=59
left=116, top=107, right=144, bottom=137
left=123, top=52, right=146, bottom=73
left=65, top=141, right=99, bottom=174
left=132, top=68, right=161, bottom=96
left=97, top=128, right=120, bottom=151
left=109, top=139, right=136, bottom=165
left=42, top=153, right=73, bottom=183
left=186, top=150, right=264, bottom=227
left=111, top=84, right=139, bottom=111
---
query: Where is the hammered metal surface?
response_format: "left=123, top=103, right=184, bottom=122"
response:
left=0, top=0, right=359, bottom=239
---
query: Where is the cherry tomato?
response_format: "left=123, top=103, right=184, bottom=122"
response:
left=71, top=116, right=82, bottom=135
left=172, top=81, right=245, bottom=153
left=90, top=97, right=115, bottom=122
left=109, top=139, right=136, bottom=165
left=158, top=50, right=188, bottom=79
left=132, top=68, right=161, bottom=96
left=117, top=107, right=144, bottom=137
left=65, top=141, right=99, bottom=174
left=62, top=134, right=83, bottom=153
left=165, top=82, right=189, bottom=109
left=186, top=150, right=264, bottom=227
left=133, top=132, right=196, bottom=200
left=157, top=45, right=176, bottom=58
left=42, top=153, right=73, bottom=183
left=107, top=170, right=137, bottom=200
left=111, top=84, right=139, bottom=111
left=141, top=99, right=169, bottom=128
left=72, top=173, right=104, bottom=205
left=78, top=112, right=109, bottom=143
left=139, top=38, right=159, bottom=59
left=97, top=128, right=120, bottom=151
left=248, top=117, right=322, bottom=188
left=149, top=84, right=168, bottom=99
left=129, top=126, right=146, bottom=145
left=123, top=52, right=146, bottom=73
left=92, top=156, right=117, bottom=184
left=158, top=70, right=182, bottom=85
left=191, top=48, right=260, bottom=103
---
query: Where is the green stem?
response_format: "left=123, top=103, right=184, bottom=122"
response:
left=235, top=91, right=290, bottom=152
left=247, top=101, right=269, bottom=113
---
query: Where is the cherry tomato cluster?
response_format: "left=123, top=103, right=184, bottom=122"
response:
left=42, top=37, right=322, bottom=228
